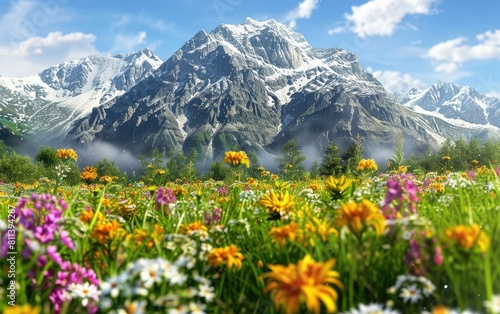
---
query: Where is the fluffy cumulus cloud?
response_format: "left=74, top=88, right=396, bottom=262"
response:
left=344, top=0, right=438, bottom=37
left=0, top=32, right=98, bottom=77
left=285, top=0, right=319, bottom=28
left=367, top=67, right=426, bottom=93
left=0, top=1, right=98, bottom=77
left=427, top=30, right=500, bottom=73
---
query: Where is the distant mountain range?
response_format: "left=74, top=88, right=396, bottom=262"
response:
left=1, top=18, right=500, bottom=164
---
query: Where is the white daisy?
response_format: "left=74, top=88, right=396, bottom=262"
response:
left=68, top=282, right=100, bottom=307
left=101, top=274, right=126, bottom=298
left=139, top=261, right=163, bottom=288
left=198, top=283, right=216, bottom=302
left=418, top=277, right=436, bottom=297
left=399, top=284, right=421, bottom=304
left=347, top=302, right=401, bottom=314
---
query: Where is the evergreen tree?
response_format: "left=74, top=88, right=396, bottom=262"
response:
left=319, top=142, right=342, bottom=176
left=275, top=139, right=306, bottom=180
left=206, top=161, right=230, bottom=181
left=35, top=146, right=59, bottom=167
left=342, top=140, right=362, bottom=174
left=94, top=158, right=126, bottom=183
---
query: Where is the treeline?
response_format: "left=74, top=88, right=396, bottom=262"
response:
left=1, top=137, right=500, bottom=184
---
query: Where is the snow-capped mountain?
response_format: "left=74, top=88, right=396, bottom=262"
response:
left=4, top=18, right=500, bottom=163
left=0, top=48, right=162, bottom=142
left=68, top=18, right=440, bottom=163
left=397, top=81, right=500, bottom=127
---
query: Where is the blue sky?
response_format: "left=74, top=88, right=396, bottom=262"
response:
left=1, top=0, right=500, bottom=96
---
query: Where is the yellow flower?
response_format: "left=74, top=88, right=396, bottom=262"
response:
left=262, top=254, right=343, bottom=314
left=305, top=217, right=339, bottom=243
left=442, top=156, right=451, bottom=161
left=445, top=224, right=490, bottom=253
left=80, top=166, right=98, bottom=183
left=337, top=200, right=386, bottom=236
left=100, top=175, right=114, bottom=184
left=79, top=208, right=104, bottom=224
left=126, top=224, right=164, bottom=249
left=356, top=159, right=378, bottom=171
left=155, top=169, right=166, bottom=175
left=325, top=175, right=351, bottom=198
left=207, top=244, right=244, bottom=270
left=258, top=190, right=295, bottom=215
left=269, top=222, right=299, bottom=246
left=223, top=151, right=250, bottom=168
left=91, top=220, right=126, bottom=244
left=4, top=304, right=41, bottom=314
left=180, top=221, right=208, bottom=235
left=398, top=165, right=408, bottom=173
left=56, top=148, right=78, bottom=161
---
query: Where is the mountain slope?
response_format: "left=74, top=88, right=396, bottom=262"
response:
left=0, top=48, right=163, bottom=143
left=67, top=18, right=439, bottom=162
left=398, top=81, right=500, bottom=127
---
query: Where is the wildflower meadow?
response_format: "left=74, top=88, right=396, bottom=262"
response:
left=0, top=146, right=499, bottom=314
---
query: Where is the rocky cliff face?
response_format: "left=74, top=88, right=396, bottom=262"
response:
left=67, top=18, right=440, bottom=162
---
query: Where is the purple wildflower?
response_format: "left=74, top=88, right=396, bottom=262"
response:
left=155, top=187, right=176, bottom=212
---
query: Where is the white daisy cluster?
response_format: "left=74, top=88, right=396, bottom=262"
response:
left=163, top=232, right=212, bottom=261
left=446, top=173, right=474, bottom=189
left=345, top=302, right=401, bottom=314
left=99, top=257, right=215, bottom=313
left=388, top=274, right=436, bottom=305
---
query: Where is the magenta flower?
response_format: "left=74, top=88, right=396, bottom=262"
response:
left=382, top=173, right=421, bottom=219
left=155, top=187, right=176, bottom=211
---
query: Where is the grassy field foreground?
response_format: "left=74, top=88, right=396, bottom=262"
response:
left=0, top=150, right=499, bottom=314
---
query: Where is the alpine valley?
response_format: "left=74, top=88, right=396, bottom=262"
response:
left=2, top=18, right=500, bottom=164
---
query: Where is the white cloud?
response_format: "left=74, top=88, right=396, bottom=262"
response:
left=427, top=30, right=500, bottom=73
left=327, top=26, right=345, bottom=35
left=345, top=0, right=438, bottom=37
left=367, top=67, right=426, bottom=92
left=434, top=62, right=458, bottom=74
left=285, top=0, right=319, bottom=28
left=0, top=32, right=98, bottom=77
left=110, top=31, right=147, bottom=54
